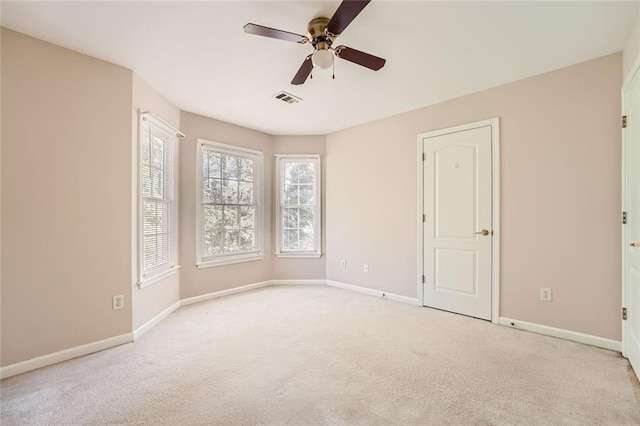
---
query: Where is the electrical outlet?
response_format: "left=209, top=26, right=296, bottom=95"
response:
left=363, top=264, right=369, bottom=272
left=540, top=288, right=552, bottom=302
left=112, top=295, right=124, bottom=310
left=340, top=259, right=346, bottom=269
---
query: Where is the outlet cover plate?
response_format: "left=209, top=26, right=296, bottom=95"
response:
left=540, top=287, right=552, bottom=302
left=113, top=295, right=124, bottom=310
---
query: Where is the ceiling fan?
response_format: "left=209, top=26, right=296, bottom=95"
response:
left=243, top=0, right=386, bottom=85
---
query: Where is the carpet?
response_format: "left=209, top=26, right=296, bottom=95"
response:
left=1, top=285, right=639, bottom=425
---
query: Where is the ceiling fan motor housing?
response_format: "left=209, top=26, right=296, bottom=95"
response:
left=308, top=17, right=333, bottom=51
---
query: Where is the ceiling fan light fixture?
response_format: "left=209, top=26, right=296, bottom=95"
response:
left=312, top=49, right=333, bottom=70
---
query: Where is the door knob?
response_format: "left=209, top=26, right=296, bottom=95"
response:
left=475, top=229, right=490, bottom=236
left=630, top=242, right=640, bottom=248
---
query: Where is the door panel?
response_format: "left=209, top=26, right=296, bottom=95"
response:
left=434, top=249, right=477, bottom=295
left=435, top=145, right=477, bottom=238
left=423, top=125, right=492, bottom=320
left=625, top=69, right=640, bottom=380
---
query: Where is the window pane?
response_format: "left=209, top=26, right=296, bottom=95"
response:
left=240, top=158, right=254, bottom=181
left=150, top=137, right=164, bottom=168
left=239, top=181, right=253, bottom=205
left=222, top=180, right=239, bottom=204
left=203, top=205, right=222, bottom=231
left=284, top=184, right=298, bottom=205
left=283, top=207, right=298, bottom=228
left=156, top=203, right=169, bottom=234
left=224, top=229, right=240, bottom=253
left=298, top=229, right=313, bottom=250
left=284, top=163, right=299, bottom=185
left=297, top=162, right=314, bottom=183
left=203, top=178, right=222, bottom=204
left=299, top=207, right=313, bottom=229
left=156, top=233, right=169, bottom=265
left=240, top=229, right=255, bottom=251
left=205, top=229, right=223, bottom=256
left=240, top=206, right=254, bottom=229
left=142, top=164, right=152, bottom=198
left=140, top=123, right=151, bottom=165
left=143, top=201, right=168, bottom=236
left=298, top=184, right=313, bottom=205
left=223, top=206, right=239, bottom=229
left=222, top=155, right=238, bottom=179
left=152, top=169, right=164, bottom=199
left=284, top=229, right=298, bottom=250
left=143, top=235, right=157, bottom=270
left=207, top=152, right=222, bottom=178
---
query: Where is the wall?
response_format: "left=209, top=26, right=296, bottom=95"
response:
left=623, top=8, right=640, bottom=82
left=131, top=74, right=181, bottom=330
left=1, top=29, right=133, bottom=366
left=326, top=53, right=622, bottom=341
left=272, top=136, right=327, bottom=280
left=179, top=111, right=273, bottom=298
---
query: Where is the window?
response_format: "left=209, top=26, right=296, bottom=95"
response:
left=138, top=114, right=179, bottom=286
left=275, top=155, right=322, bottom=258
left=196, top=139, right=264, bottom=267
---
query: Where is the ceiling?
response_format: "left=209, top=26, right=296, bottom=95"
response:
left=1, top=1, right=637, bottom=135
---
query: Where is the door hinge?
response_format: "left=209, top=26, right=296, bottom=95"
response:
left=623, top=307, right=627, bottom=321
left=623, top=211, right=628, bottom=224
left=423, top=214, right=426, bottom=222
left=422, top=275, right=425, bottom=284
left=623, top=115, right=628, bottom=128
left=422, top=153, right=425, bottom=161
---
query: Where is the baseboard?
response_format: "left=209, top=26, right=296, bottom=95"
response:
left=326, top=280, right=419, bottom=306
left=272, top=279, right=326, bottom=285
left=133, top=300, right=182, bottom=340
left=180, top=280, right=273, bottom=306
left=499, top=317, right=621, bottom=352
left=0, top=333, right=133, bottom=380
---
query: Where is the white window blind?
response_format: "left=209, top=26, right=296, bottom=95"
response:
left=276, top=155, right=321, bottom=258
left=197, top=140, right=264, bottom=267
left=139, top=115, right=178, bottom=284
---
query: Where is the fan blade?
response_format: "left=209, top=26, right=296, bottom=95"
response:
left=327, top=0, right=371, bottom=36
left=243, top=23, right=307, bottom=44
left=291, top=55, right=313, bottom=85
left=335, top=46, right=385, bottom=71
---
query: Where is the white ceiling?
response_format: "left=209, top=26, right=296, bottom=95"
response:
left=2, top=1, right=637, bottom=135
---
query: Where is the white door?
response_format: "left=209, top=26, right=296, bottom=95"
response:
left=624, top=69, right=640, bottom=380
left=422, top=124, right=493, bottom=320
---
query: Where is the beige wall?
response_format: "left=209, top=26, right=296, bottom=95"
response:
left=326, top=53, right=622, bottom=340
left=272, top=136, right=327, bottom=280
left=131, top=74, right=181, bottom=330
left=179, top=111, right=274, bottom=298
left=1, top=29, right=133, bottom=366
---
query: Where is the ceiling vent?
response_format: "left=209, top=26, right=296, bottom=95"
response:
left=273, top=91, right=302, bottom=104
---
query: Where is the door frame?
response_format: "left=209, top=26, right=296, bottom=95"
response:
left=416, top=118, right=501, bottom=323
left=620, top=55, right=640, bottom=359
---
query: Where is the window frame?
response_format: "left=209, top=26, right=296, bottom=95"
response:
left=137, top=114, right=180, bottom=288
left=196, top=139, right=265, bottom=268
left=275, top=154, right=322, bottom=258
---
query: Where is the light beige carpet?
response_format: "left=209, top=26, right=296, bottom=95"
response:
left=1, top=285, right=639, bottom=425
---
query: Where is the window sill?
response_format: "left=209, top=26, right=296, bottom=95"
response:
left=275, top=253, right=323, bottom=259
left=196, top=253, right=264, bottom=268
left=137, top=266, right=181, bottom=289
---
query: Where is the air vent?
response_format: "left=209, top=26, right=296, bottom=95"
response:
left=272, top=91, right=302, bottom=104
